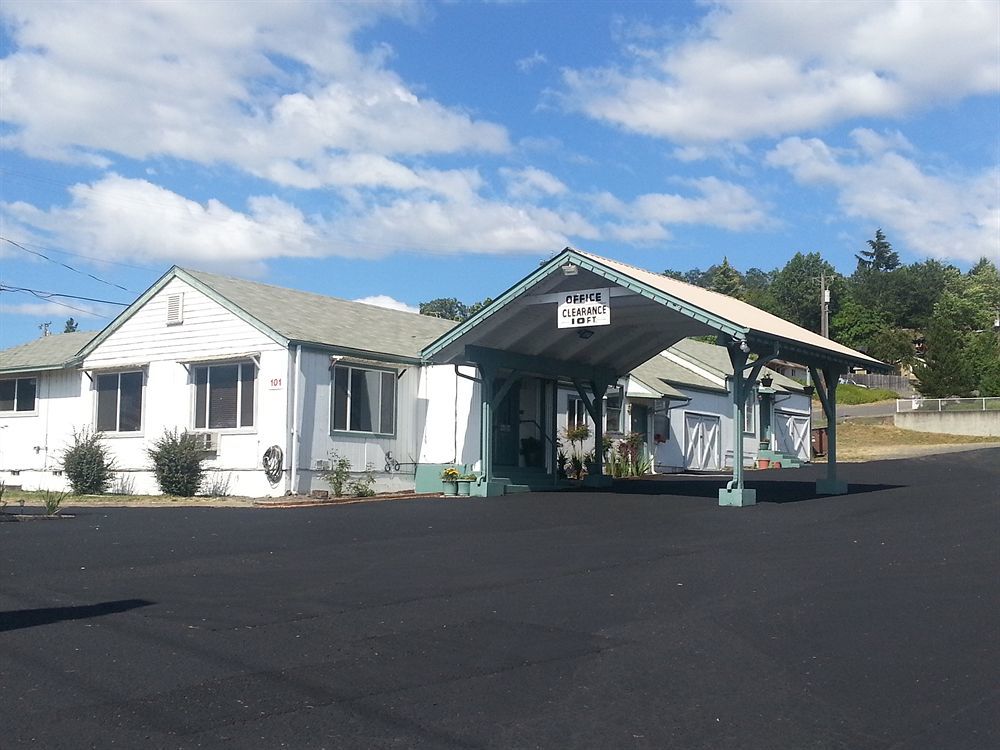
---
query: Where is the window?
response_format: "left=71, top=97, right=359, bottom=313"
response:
left=744, top=394, right=756, bottom=434
left=605, top=389, right=623, bottom=433
left=568, top=396, right=587, bottom=429
left=331, top=364, right=395, bottom=435
left=194, top=362, right=256, bottom=429
left=0, top=377, right=36, bottom=413
left=96, top=371, right=143, bottom=432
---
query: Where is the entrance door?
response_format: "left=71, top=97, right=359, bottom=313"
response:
left=492, top=379, right=520, bottom=467
left=775, top=412, right=810, bottom=462
left=684, top=413, right=721, bottom=471
left=630, top=403, right=649, bottom=441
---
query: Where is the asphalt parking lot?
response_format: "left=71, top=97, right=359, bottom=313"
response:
left=2, top=449, right=998, bottom=749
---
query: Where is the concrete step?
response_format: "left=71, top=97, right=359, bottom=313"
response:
left=503, top=484, right=532, bottom=494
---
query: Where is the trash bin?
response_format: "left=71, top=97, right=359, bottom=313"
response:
left=811, top=427, right=828, bottom=457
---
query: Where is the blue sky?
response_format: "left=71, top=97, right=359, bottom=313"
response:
left=1, top=0, right=997, bottom=348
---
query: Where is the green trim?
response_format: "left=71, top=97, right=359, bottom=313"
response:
left=568, top=252, right=747, bottom=337
left=465, top=345, right=618, bottom=384
left=0, top=362, right=82, bottom=375
left=421, top=250, right=579, bottom=361
left=421, top=248, right=749, bottom=362
left=294, top=341, right=422, bottom=366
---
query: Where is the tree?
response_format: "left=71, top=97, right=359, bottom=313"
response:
left=855, top=228, right=900, bottom=272
left=915, top=315, right=977, bottom=397
left=708, top=257, right=745, bottom=299
left=769, top=252, right=839, bottom=332
left=63, top=317, right=79, bottom=333
left=419, top=296, right=494, bottom=323
left=419, top=297, right=469, bottom=322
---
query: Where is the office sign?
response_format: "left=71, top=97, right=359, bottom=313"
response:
left=558, top=287, right=611, bottom=329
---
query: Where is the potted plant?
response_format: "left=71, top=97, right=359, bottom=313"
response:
left=441, top=467, right=459, bottom=495
left=457, top=473, right=476, bottom=496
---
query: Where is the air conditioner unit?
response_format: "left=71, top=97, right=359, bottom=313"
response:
left=197, top=432, right=220, bottom=452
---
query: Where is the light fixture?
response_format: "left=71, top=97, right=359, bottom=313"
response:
left=578, top=329, right=594, bottom=340
left=760, top=374, right=773, bottom=388
left=561, top=263, right=578, bottom=277
left=739, top=340, right=750, bottom=353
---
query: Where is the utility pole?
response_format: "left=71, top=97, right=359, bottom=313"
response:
left=819, top=274, right=830, bottom=338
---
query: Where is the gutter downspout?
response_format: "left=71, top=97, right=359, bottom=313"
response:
left=289, top=345, right=302, bottom=495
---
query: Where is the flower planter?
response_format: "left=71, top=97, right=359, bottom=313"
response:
left=442, top=480, right=458, bottom=496
left=457, top=479, right=472, bottom=496
left=757, top=458, right=771, bottom=470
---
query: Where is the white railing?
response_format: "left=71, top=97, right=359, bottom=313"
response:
left=897, top=397, right=1000, bottom=413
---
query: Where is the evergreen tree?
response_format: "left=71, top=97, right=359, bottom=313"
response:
left=915, top=316, right=977, bottom=397
left=708, top=257, right=745, bottom=299
left=63, top=317, right=79, bottom=332
left=855, top=228, right=900, bottom=272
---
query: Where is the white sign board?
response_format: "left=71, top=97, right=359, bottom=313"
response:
left=558, top=287, right=611, bottom=329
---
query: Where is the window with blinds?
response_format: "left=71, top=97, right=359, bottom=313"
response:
left=193, top=362, right=255, bottom=429
left=96, top=371, right=143, bottom=432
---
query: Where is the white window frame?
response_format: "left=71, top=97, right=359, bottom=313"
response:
left=567, top=396, right=588, bottom=429
left=192, top=361, right=257, bottom=431
left=330, top=364, right=397, bottom=436
left=95, top=370, right=145, bottom=434
left=604, top=387, right=624, bottom=434
left=0, top=377, right=37, bottom=415
left=744, top=393, right=756, bottom=435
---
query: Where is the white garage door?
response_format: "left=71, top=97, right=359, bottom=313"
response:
left=775, top=411, right=810, bottom=461
left=684, top=413, right=721, bottom=471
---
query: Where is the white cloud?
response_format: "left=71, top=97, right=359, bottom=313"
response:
left=766, top=132, right=999, bottom=263
left=516, top=51, right=548, bottom=72
left=353, top=295, right=419, bottom=314
left=2, top=175, right=326, bottom=265
left=0, top=0, right=509, bottom=185
left=500, top=167, right=568, bottom=199
left=561, top=0, right=1000, bottom=144
left=589, top=177, right=773, bottom=242
left=0, top=300, right=118, bottom=322
left=1, top=174, right=593, bottom=263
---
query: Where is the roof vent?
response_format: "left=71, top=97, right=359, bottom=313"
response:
left=166, top=293, right=184, bottom=326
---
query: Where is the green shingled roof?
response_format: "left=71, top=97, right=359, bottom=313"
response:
left=0, top=331, right=98, bottom=374
left=180, top=269, right=457, bottom=360
left=628, top=354, right=717, bottom=396
left=670, top=338, right=806, bottom=393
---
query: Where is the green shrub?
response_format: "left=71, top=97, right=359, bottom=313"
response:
left=147, top=429, right=205, bottom=497
left=41, top=489, right=67, bottom=516
left=321, top=451, right=353, bottom=497
left=62, top=428, right=115, bottom=495
left=348, top=464, right=376, bottom=497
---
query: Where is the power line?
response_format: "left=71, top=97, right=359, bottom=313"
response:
left=0, top=287, right=114, bottom=319
left=0, top=284, right=129, bottom=306
left=1, top=236, right=159, bottom=272
left=1, top=235, right=131, bottom=292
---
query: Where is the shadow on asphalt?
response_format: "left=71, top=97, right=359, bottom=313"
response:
left=0, top=598, right=154, bottom=633
left=601, top=478, right=904, bottom=504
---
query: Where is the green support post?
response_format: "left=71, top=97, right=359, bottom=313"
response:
left=811, top=365, right=848, bottom=495
left=720, top=343, right=756, bottom=506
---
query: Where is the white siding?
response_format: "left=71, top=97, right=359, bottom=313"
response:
left=0, top=279, right=293, bottom=497
left=418, top=364, right=480, bottom=468
left=295, top=352, right=448, bottom=495
left=0, top=369, right=91, bottom=491
left=85, top=278, right=282, bottom=367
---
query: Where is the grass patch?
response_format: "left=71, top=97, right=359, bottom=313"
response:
left=0, top=488, right=253, bottom=507
left=830, top=422, right=999, bottom=462
left=812, top=384, right=898, bottom=405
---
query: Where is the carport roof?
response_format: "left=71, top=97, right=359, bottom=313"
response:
left=422, top=247, right=887, bottom=377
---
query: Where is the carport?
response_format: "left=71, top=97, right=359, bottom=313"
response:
left=422, top=248, right=888, bottom=506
